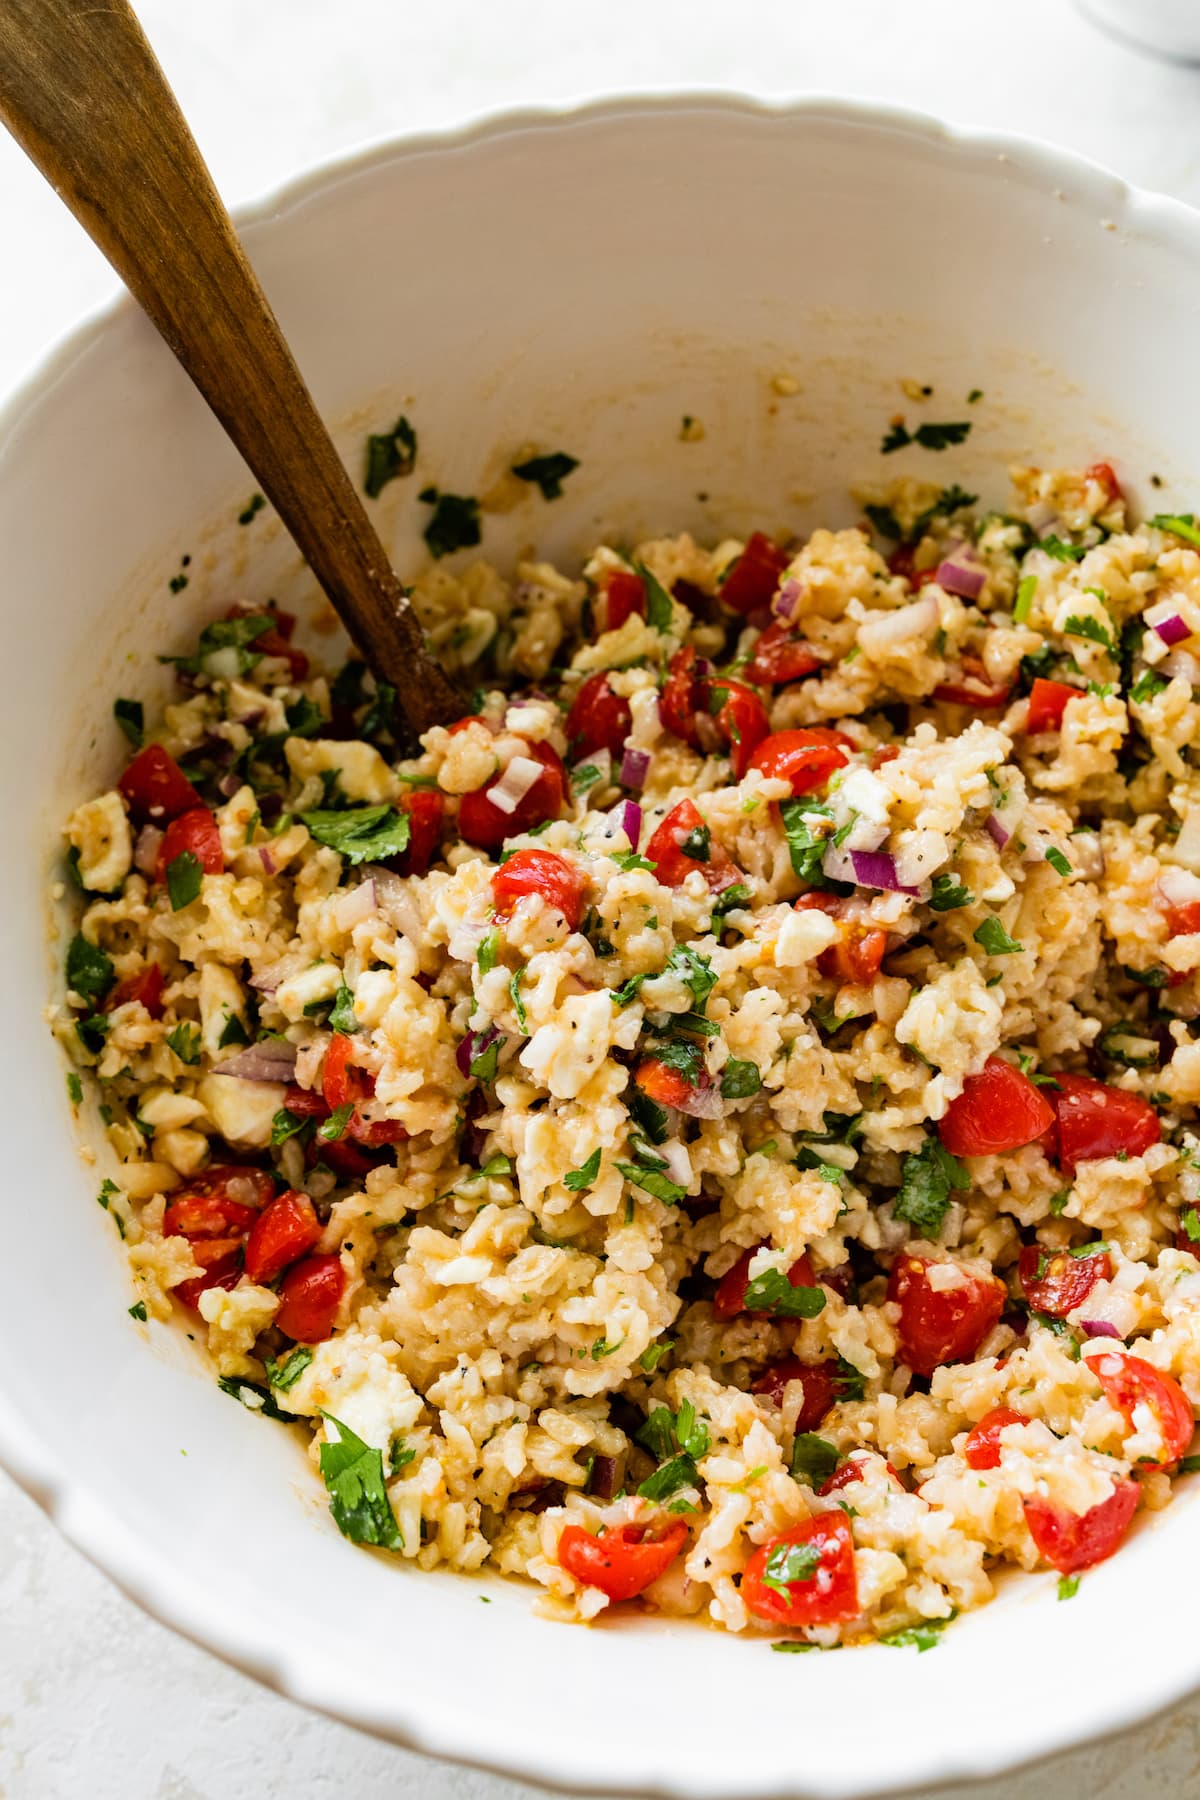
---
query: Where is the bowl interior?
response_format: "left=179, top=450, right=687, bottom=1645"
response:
left=2, top=99, right=1199, bottom=1799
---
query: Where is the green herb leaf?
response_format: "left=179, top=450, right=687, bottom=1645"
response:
left=639, top=1338, right=675, bottom=1373
left=327, top=982, right=358, bottom=1034
left=880, top=1615, right=954, bottom=1651
left=1064, top=614, right=1115, bottom=654
left=1057, top=1574, right=1081, bottom=1601
left=881, top=420, right=972, bottom=455
left=166, top=850, right=203, bottom=911
left=628, top=1088, right=669, bottom=1146
left=761, top=1539, right=822, bottom=1595
left=96, top=1177, right=125, bottom=1238
left=1130, top=668, right=1168, bottom=704
left=711, top=882, right=751, bottom=918
left=790, top=1433, right=839, bottom=1487
left=218, top=1012, right=250, bottom=1049
left=270, top=1107, right=312, bottom=1147
left=634, top=561, right=675, bottom=632
left=318, top=1102, right=355, bottom=1142
left=974, top=916, right=1024, bottom=956
left=238, top=492, right=266, bottom=525
left=300, top=804, right=411, bottom=865
left=217, top=1376, right=291, bottom=1420
left=509, top=967, right=528, bottom=1032
left=638, top=1454, right=699, bottom=1502
left=1012, top=574, right=1037, bottom=624
left=419, top=487, right=481, bottom=559
left=1041, top=537, right=1087, bottom=564
left=477, top=929, right=499, bottom=974
left=66, top=934, right=113, bottom=1005
left=679, top=822, right=711, bottom=862
left=742, top=1267, right=826, bottom=1319
left=265, top=1347, right=313, bottom=1391
left=894, top=1135, right=970, bottom=1236
left=1179, top=1453, right=1200, bottom=1473
left=1045, top=847, right=1072, bottom=877
left=319, top=1414, right=404, bottom=1549
left=364, top=416, right=417, bottom=498
left=128, top=1300, right=148, bottom=1322
left=469, top=1035, right=504, bottom=1083
left=611, top=851, right=658, bottom=873
left=66, top=1070, right=83, bottom=1105
left=929, top=873, right=973, bottom=912
left=512, top=451, right=579, bottom=500
left=571, top=761, right=604, bottom=794
left=563, top=1148, right=601, bottom=1192
left=165, top=1022, right=202, bottom=1065
left=779, top=800, right=834, bottom=885
left=666, top=944, right=716, bottom=1012
left=720, top=1059, right=762, bottom=1100
left=113, top=697, right=144, bottom=747
left=1149, top=512, right=1200, bottom=549
left=615, top=1159, right=687, bottom=1206
left=163, top=612, right=275, bottom=677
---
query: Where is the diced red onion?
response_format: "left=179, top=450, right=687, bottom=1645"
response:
left=771, top=578, right=804, bottom=624
left=674, top=1077, right=725, bottom=1120
left=1027, top=501, right=1059, bottom=535
left=259, top=845, right=277, bottom=876
left=133, top=824, right=163, bottom=877
left=935, top=559, right=986, bottom=601
left=985, top=813, right=1011, bottom=849
left=217, top=771, right=243, bottom=798
left=1153, top=613, right=1190, bottom=646
left=620, top=745, right=651, bottom=790
left=821, top=843, right=858, bottom=885
left=610, top=799, right=643, bottom=850
left=214, top=1039, right=298, bottom=1081
left=849, top=849, right=918, bottom=895
left=587, top=1455, right=620, bottom=1499
left=456, top=1021, right=502, bottom=1079
left=490, top=755, right=543, bottom=816
left=332, top=879, right=377, bottom=932
left=1080, top=1320, right=1122, bottom=1340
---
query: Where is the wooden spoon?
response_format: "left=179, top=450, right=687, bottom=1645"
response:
left=0, top=0, right=463, bottom=739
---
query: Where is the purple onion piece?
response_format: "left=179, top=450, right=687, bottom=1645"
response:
left=1153, top=613, right=1191, bottom=646
left=456, top=1021, right=501, bottom=1080
left=771, top=577, right=804, bottom=624
left=985, top=812, right=1011, bottom=849
left=218, top=771, right=243, bottom=798
left=610, top=798, right=642, bottom=849
left=587, top=1455, right=621, bottom=1499
left=849, top=849, right=918, bottom=895
left=259, top=845, right=277, bottom=876
left=1080, top=1319, right=1123, bottom=1340
left=674, top=1078, right=725, bottom=1120
left=214, top=1040, right=298, bottom=1082
left=620, top=745, right=651, bottom=791
left=935, top=559, right=986, bottom=601
left=461, top=1086, right=490, bottom=1163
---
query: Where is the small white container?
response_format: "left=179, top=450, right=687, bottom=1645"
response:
left=1078, top=0, right=1200, bottom=61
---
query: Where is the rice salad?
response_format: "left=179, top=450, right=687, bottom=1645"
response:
left=55, top=458, right=1200, bottom=1646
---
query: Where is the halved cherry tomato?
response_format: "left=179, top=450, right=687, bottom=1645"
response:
left=720, top=532, right=791, bottom=616
left=644, top=798, right=741, bottom=893
left=1048, top=1073, right=1161, bottom=1174
left=172, top=1165, right=275, bottom=1207
left=713, top=1247, right=817, bottom=1321
left=932, top=655, right=1012, bottom=709
left=1023, top=1478, right=1139, bottom=1574
left=275, top=1253, right=344, bottom=1341
left=458, top=742, right=566, bottom=851
left=635, top=1056, right=698, bottom=1111
left=701, top=678, right=770, bottom=779
left=164, top=1193, right=259, bottom=1241
left=604, top=569, right=647, bottom=632
left=557, top=1518, right=688, bottom=1601
left=963, top=1407, right=1027, bottom=1471
left=118, top=744, right=201, bottom=823
left=566, top=671, right=633, bottom=759
left=795, top=895, right=888, bottom=985
left=1026, top=678, right=1081, bottom=735
left=175, top=1241, right=245, bottom=1312
left=492, top=848, right=585, bottom=930
left=751, top=1357, right=839, bottom=1428
left=746, top=622, right=822, bottom=686
left=742, top=1514, right=859, bottom=1627
left=659, top=646, right=705, bottom=749
left=109, top=963, right=165, bottom=1018
left=888, top=1253, right=1006, bottom=1377
left=1019, top=1245, right=1112, bottom=1318
left=1165, top=900, right=1200, bottom=938
left=938, top=1056, right=1056, bottom=1158
left=1086, top=461, right=1122, bottom=504
left=748, top=728, right=851, bottom=796
left=871, top=745, right=900, bottom=770
left=1086, top=1350, right=1195, bottom=1469
left=323, top=1033, right=408, bottom=1147
left=225, top=603, right=308, bottom=682
left=395, top=789, right=444, bottom=876
left=156, top=807, right=224, bottom=882
left=164, top=1165, right=272, bottom=1311
left=819, top=1453, right=904, bottom=1496
left=244, top=1190, right=322, bottom=1285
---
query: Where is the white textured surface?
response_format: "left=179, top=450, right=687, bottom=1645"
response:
left=4, top=4, right=1200, bottom=1796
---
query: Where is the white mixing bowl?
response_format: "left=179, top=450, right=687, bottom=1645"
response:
left=3, top=96, right=1200, bottom=1799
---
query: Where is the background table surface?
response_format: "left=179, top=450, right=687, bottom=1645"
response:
left=4, top=2, right=1200, bottom=1795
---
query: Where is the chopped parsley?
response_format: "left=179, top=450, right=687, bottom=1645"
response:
left=1130, top=668, right=1167, bottom=704
left=571, top=761, right=604, bottom=794
left=929, top=873, right=973, bottom=912
left=1045, top=847, right=1072, bottom=878
left=1179, top=1454, right=1200, bottom=1474
left=563, top=1148, right=601, bottom=1192
left=319, top=1414, right=404, bottom=1549
left=894, top=1136, right=969, bottom=1236
left=418, top=487, right=481, bottom=559
left=1149, top=512, right=1200, bottom=549
left=779, top=800, right=834, bottom=885
left=711, top=882, right=751, bottom=917
left=66, top=934, right=113, bottom=1005
left=636, top=1399, right=710, bottom=1503
left=790, top=1433, right=839, bottom=1488
left=328, top=983, right=357, bottom=1033
left=1181, top=1207, right=1200, bottom=1243
left=1063, top=614, right=1116, bottom=654
left=1041, top=537, right=1087, bottom=563
left=218, top=1012, right=249, bottom=1049
left=97, top=1178, right=124, bottom=1237
left=880, top=1615, right=954, bottom=1651
left=616, top=1153, right=687, bottom=1206
left=265, top=1347, right=313, bottom=1391
left=66, top=1071, right=83, bottom=1105
left=611, top=851, right=658, bottom=873
left=270, top=1107, right=312, bottom=1147
left=318, top=1102, right=355, bottom=1142
left=633, top=562, right=675, bottom=631
left=761, top=1539, right=821, bottom=1595
left=477, top=930, right=499, bottom=975
left=639, top=1338, right=675, bottom=1373
left=1057, top=1574, right=1081, bottom=1602
left=881, top=419, right=972, bottom=455
left=611, top=971, right=649, bottom=1007
left=469, top=1035, right=504, bottom=1083
left=509, top=967, right=527, bottom=1032
left=238, top=492, right=266, bottom=525
left=512, top=451, right=579, bottom=500
left=113, top=697, right=144, bottom=747
left=128, top=1300, right=148, bottom=1322
left=720, top=1059, right=762, bottom=1099
left=974, top=917, right=1024, bottom=956
left=163, top=612, right=274, bottom=678
left=364, top=416, right=417, bottom=497
left=679, top=822, right=711, bottom=862
left=300, top=804, right=411, bottom=864
left=165, top=1022, right=202, bottom=1064
left=742, top=1267, right=826, bottom=1319
left=166, top=850, right=203, bottom=911
left=666, top=944, right=716, bottom=1012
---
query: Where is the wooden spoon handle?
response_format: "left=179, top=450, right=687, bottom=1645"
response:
left=0, top=0, right=463, bottom=738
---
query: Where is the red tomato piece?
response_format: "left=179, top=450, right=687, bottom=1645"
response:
left=557, top=1518, right=688, bottom=1602
left=659, top=646, right=705, bottom=749
left=720, top=532, right=791, bottom=616
left=395, top=789, right=444, bottom=876
left=819, top=1453, right=904, bottom=1496
left=745, top=622, right=822, bottom=686
left=458, top=742, right=566, bottom=851
left=635, top=1056, right=697, bottom=1111
left=932, top=655, right=1012, bottom=709
left=118, top=744, right=201, bottom=823
left=604, top=569, right=647, bottom=632
left=1086, top=1350, right=1195, bottom=1469
left=795, top=899, right=890, bottom=986
left=283, top=1084, right=332, bottom=1118
left=751, top=1358, right=839, bottom=1429
left=871, top=744, right=900, bottom=770
left=701, top=678, right=770, bottom=779
left=1049, top=1073, right=1161, bottom=1174
left=313, top=1134, right=381, bottom=1180
left=491, top=848, right=586, bottom=930
left=644, top=798, right=741, bottom=893
left=741, top=1513, right=859, bottom=1628
left=1086, top=461, right=1122, bottom=504
left=1165, top=900, right=1200, bottom=938
left=172, top=1164, right=276, bottom=1208
left=244, top=1190, right=323, bottom=1285
left=322, top=1034, right=408, bottom=1148
left=225, top=603, right=308, bottom=682
left=275, top=1253, right=345, bottom=1342
left=888, top=1254, right=1006, bottom=1377
left=963, top=1406, right=1027, bottom=1471
left=748, top=728, right=851, bottom=796
left=1018, top=1245, right=1113, bottom=1318
left=1023, top=1478, right=1139, bottom=1574
left=566, top=671, right=634, bottom=759
left=109, top=963, right=165, bottom=1018
left=156, top=807, right=224, bottom=882
left=938, top=1056, right=1056, bottom=1158
left=164, top=1193, right=259, bottom=1241
left=713, top=1247, right=817, bottom=1321
left=1026, top=678, right=1081, bottom=735
left=175, top=1243, right=244, bottom=1312
left=448, top=714, right=490, bottom=736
